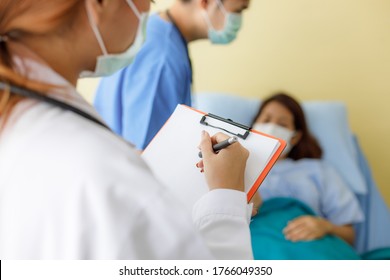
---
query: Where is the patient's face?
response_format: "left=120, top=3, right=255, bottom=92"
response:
left=255, top=101, right=295, bottom=131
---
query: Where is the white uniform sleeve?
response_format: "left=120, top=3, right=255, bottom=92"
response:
left=192, top=189, right=254, bottom=260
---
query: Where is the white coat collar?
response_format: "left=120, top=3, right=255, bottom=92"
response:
left=10, top=44, right=105, bottom=125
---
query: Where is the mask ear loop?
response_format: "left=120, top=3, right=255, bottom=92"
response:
left=216, top=0, right=229, bottom=27
left=125, top=0, right=142, bottom=20
left=203, top=0, right=228, bottom=32
left=215, top=0, right=228, bottom=17
left=85, top=1, right=108, bottom=56
left=201, top=10, right=215, bottom=31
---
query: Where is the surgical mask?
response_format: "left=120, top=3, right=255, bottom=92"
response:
left=81, top=0, right=148, bottom=78
left=202, top=0, right=242, bottom=45
left=253, top=123, right=296, bottom=157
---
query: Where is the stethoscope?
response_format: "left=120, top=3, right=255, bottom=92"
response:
left=0, top=81, right=110, bottom=131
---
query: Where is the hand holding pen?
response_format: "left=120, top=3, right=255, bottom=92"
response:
left=196, top=131, right=249, bottom=192
left=198, top=136, right=238, bottom=158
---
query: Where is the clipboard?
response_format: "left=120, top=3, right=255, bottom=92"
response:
left=142, top=104, right=286, bottom=212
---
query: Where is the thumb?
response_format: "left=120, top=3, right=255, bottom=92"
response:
left=199, top=130, right=214, bottom=159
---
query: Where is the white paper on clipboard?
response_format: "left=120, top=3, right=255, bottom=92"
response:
left=142, top=104, right=286, bottom=212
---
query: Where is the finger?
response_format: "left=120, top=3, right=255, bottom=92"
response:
left=288, top=230, right=312, bottom=242
left=290, top=217, right=319, bottom=233
left=284, top=216, right=311, bottom=230
left=251, top=204, right=259, bottom=217
left=284, top=218, right=307, bottom=233
left=210, top=132, right=230, bottom=145
left=285, top=224, right=312, bottom=241
left=198, top=130, right=214, bottom=160
left=288, top=216, right=308, bottom=225
left=302, top=233, right=317, bottom=241
left=284, top=223, right=306, bottom=238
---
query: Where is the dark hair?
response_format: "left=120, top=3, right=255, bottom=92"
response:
left=252, top=92, right=322, bottom=160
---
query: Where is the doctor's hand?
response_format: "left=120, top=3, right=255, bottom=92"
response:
left=283, top=215, right=332, bottom=242
left=197, top=131, right=249, bottom=192
left=250, top=192, right=263, bottom=217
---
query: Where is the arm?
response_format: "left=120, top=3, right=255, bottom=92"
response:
left=283, top=215, right=355, bottom=245
left=193, top=132, right=253, bottom=259
left=326, top=222, right=355, bottom=245
left=193, top=189, right=253, bottom=259
left=319, top=163, right=364, bottom=244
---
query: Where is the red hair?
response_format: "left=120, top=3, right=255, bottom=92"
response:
left=0, top=0, right=82, bottom=125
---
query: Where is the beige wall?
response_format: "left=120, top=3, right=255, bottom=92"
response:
left=78, top=0, right=390, bottom=205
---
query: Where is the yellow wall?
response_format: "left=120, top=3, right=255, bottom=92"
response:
left=78, top=0, right=390, bottom=205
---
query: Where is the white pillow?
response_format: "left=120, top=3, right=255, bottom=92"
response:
left=193, top=92, right=367, bottom=194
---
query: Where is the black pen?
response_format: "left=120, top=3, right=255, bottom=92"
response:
left=198, top=136, right=238, bottom=158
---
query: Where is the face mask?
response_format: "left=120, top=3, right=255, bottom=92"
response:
left=253, top=123, right=296, bottom=157
left=81, top=0, right=148, bottom=78
left=202, top=0, right=242, bottom=45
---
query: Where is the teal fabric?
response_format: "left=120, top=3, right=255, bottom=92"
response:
left=250, top=198, right=361, bottom=260
left=361, top=248, right=390, bottom=260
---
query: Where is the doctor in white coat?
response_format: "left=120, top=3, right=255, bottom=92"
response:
left=0, top=0, right=253, bottom=259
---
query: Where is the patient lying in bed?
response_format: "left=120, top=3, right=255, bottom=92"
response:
left=250, top=93, right=364, bottom=259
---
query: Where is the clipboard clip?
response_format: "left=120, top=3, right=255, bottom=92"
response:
left=200, top=113, right=251, bottom=140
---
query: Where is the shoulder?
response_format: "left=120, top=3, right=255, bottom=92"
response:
left=9, top=102, right=155, bottom=188
left=107, top=14, right=188, bottom=83
left=0, top=102, right=169, bottom=222
left=134, top=14, right=188, bottom=66
left=54, top=111, right=150, bottom=183
left=146, top=13, right=186, bottom=47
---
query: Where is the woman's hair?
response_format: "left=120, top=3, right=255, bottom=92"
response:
left=0, top=0, right=82, bottom=124
left=252, top=92, right=322, bottom=160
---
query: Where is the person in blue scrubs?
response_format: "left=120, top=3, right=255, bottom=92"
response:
left=251, top=93, right=364, bottom=245
left=94, top=0, right=250, bottom=149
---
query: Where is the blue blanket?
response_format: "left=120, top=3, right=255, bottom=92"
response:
left=250, top=198, right=361, bottom=260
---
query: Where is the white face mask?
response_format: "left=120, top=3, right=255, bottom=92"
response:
left=253, top=123, right=296, bottom=157
left=81, top=0, right=148, bottom=78
left=202, top=0, right=243, bottom=45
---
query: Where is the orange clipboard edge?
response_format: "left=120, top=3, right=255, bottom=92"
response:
left=246, top=130, right=286, bottom=203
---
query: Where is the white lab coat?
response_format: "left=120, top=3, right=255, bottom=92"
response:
left=0, top=54, right=253, bottom=259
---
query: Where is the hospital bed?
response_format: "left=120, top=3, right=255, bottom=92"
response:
left=193, top=92, right=390, bottom=259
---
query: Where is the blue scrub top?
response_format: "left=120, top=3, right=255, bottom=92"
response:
left=94, top=13, right=192, bottom=149
left=259, top=159, right=364, bottom=226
